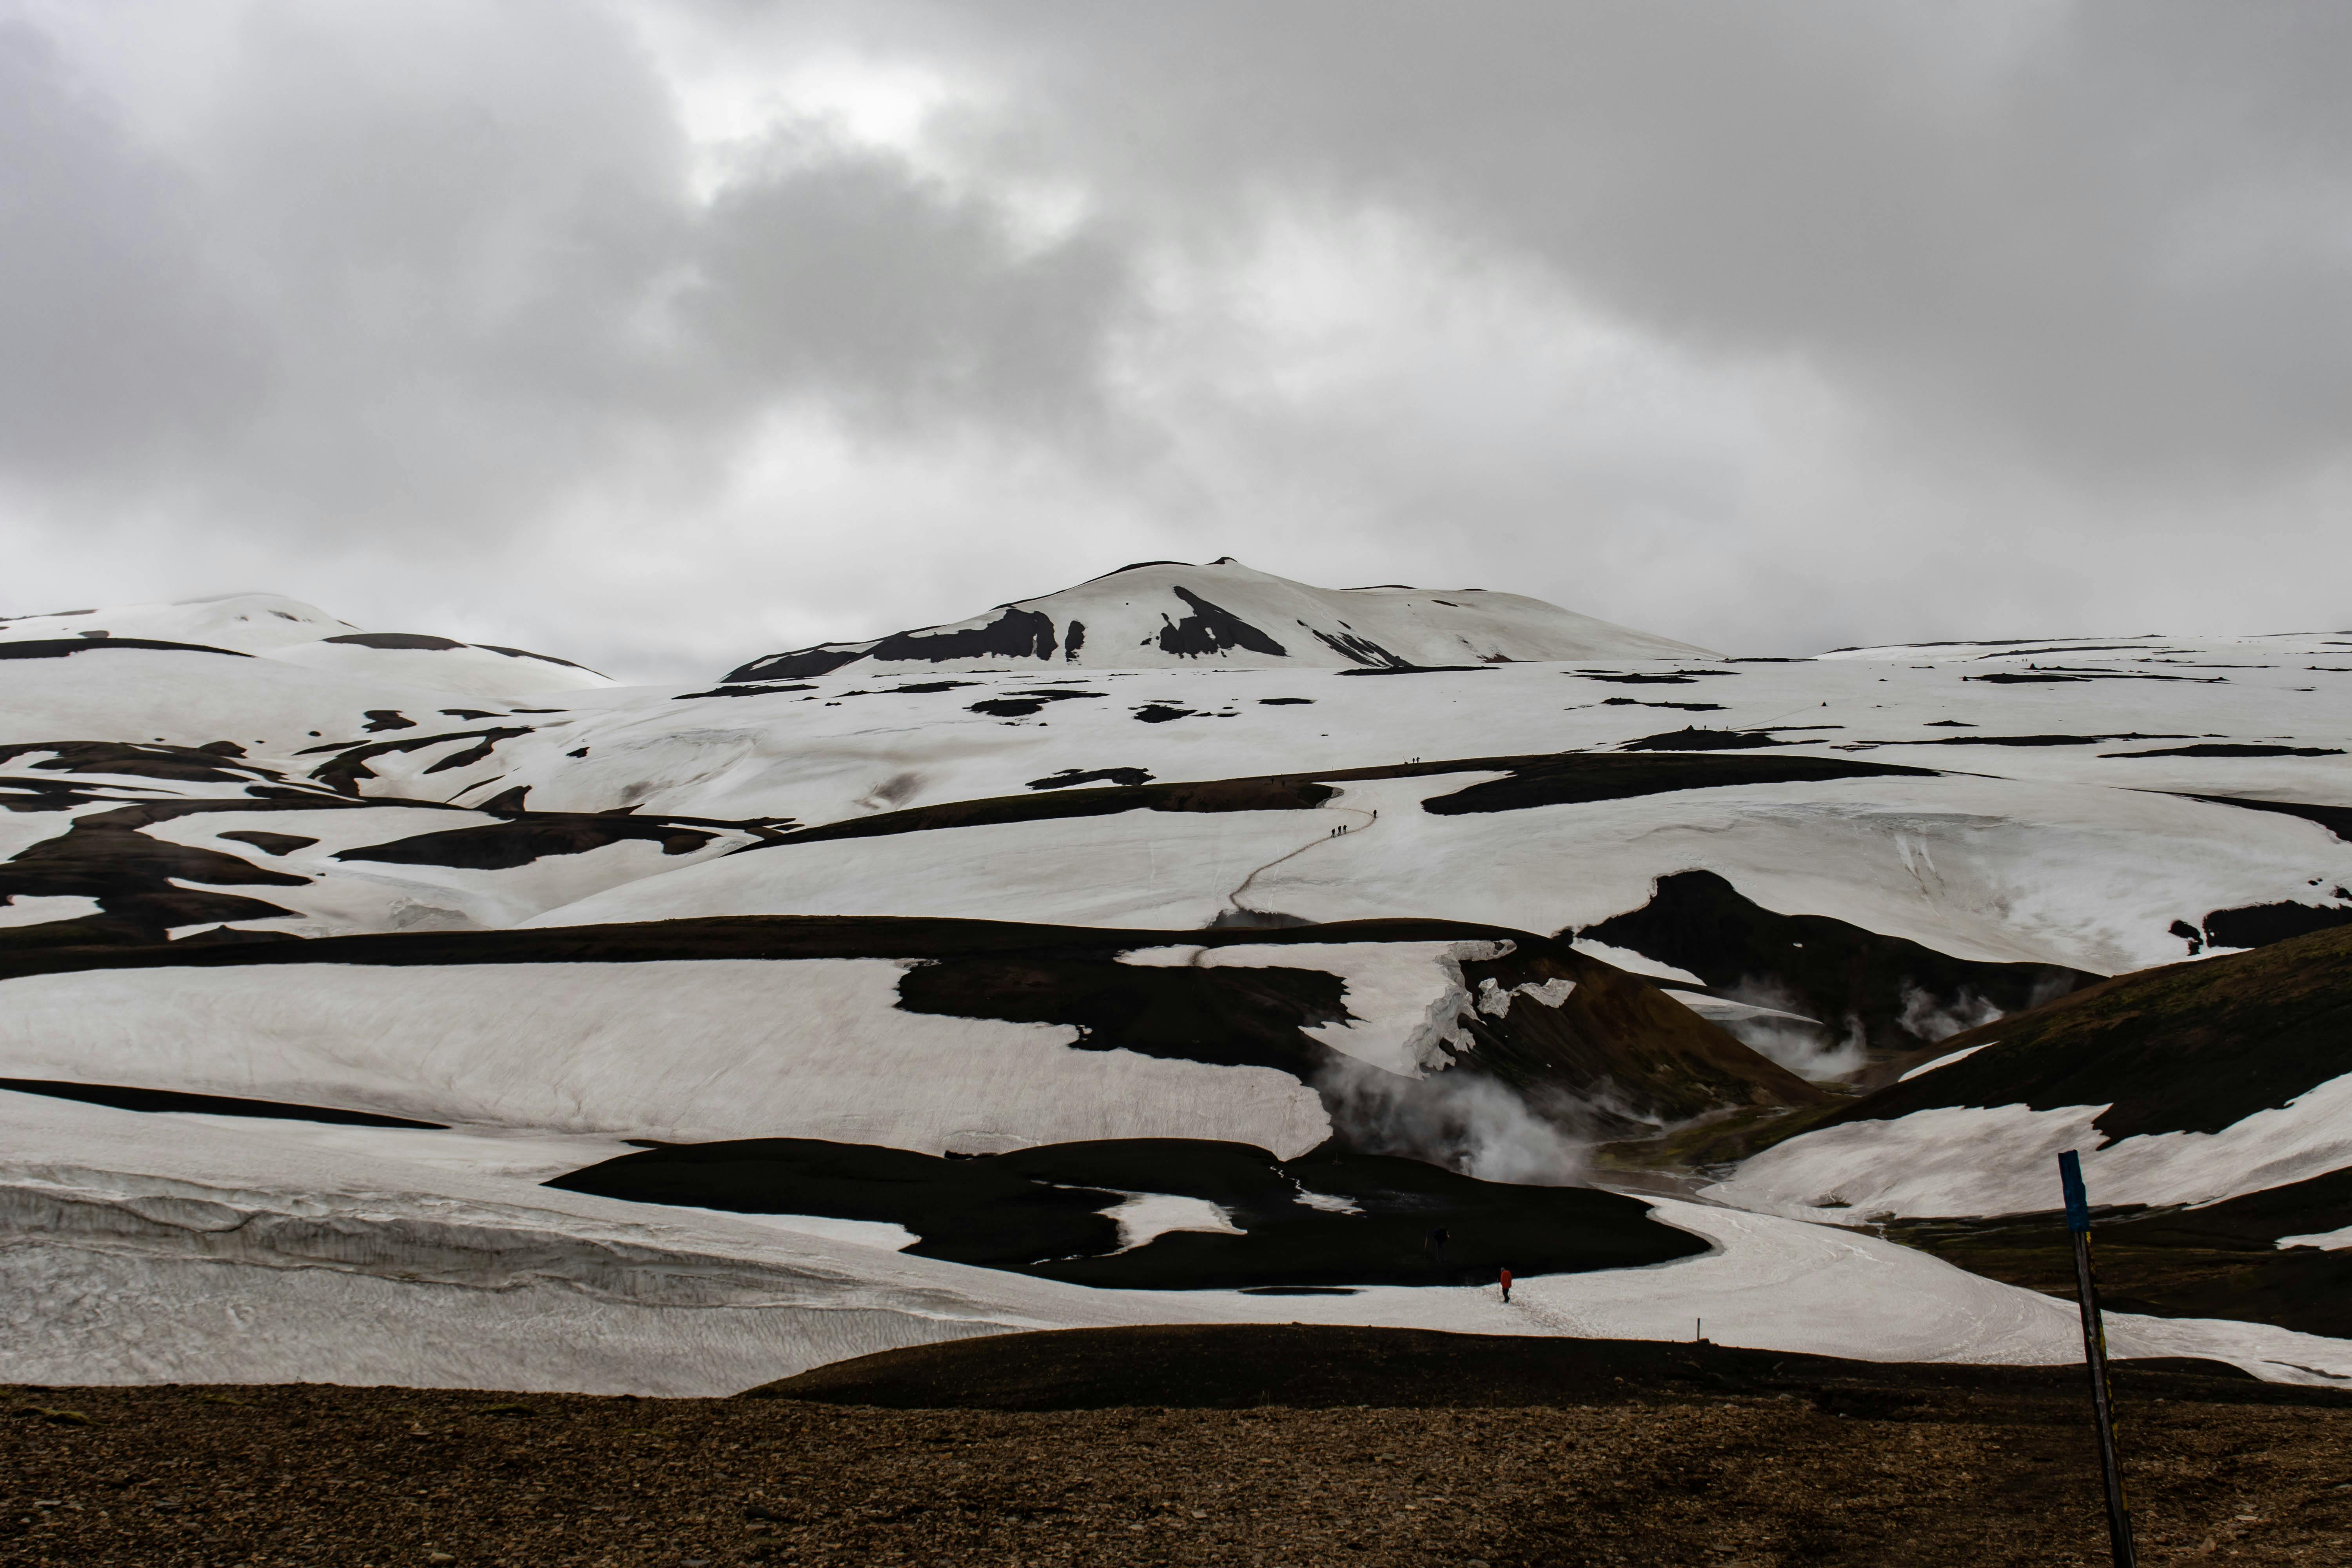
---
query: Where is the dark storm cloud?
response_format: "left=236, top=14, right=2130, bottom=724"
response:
left=1, top=1, right=2347, bottom=673
left=0, top=0, right=1125, bottom=539
left=949, top=0, right=2352, bottom=478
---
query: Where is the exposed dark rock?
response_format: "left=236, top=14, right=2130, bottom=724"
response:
left=1890, top=1164, right=2352, bottom=1338
left=1788, top=924, right=2352, bottom=1143
left=547, top=1136, right=1704, bottom=1290
left=1577, top=870, right=2096, bottom=1058
left=1333, top=664, right=1490, bottom=675
left=1618, top=728, right=1791, bottom=751
left=0, top=807, right=307, bottom=943
left=0, top=1076, right=444, bottom=1129
left=671, top=682, right=818, bottom=700
left=333, top=816, right=719, bottom=870
left=2108, top=743, right=2344, bottom=759
left=0, top=637, right=249, bottom=660
left=323, top=632, right=465, bottom=651
left=1423, top=754, right=1929, bottom=815
left=1156, top=588, right=1286, bottom=660
left=762, top=776, right=1336, bottom=848
left=722, top=646, right=869, bottom=681
left=1027, top=768, right=1155, bottom=791
left=868, top=606, right=1060, bottom=665
left=2201, top=900, right=2352, bottom=950
left=475, top=644, right=605, bottom=674
left=967, top=690, right=1105, bottom=719
left=1308, top=626, right=1406, bottom=667
left=0, top=741, right=288, bottom=787
left=298, top=727, right=535, bottom=794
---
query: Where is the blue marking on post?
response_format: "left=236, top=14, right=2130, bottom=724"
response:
left=2060, top=1149, right=2091, bottom=1234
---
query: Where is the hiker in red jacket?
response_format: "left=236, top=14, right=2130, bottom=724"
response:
left=1499, top=1265, right=1514, bottom=1303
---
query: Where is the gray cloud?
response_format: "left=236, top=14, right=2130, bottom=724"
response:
left=1, top=0, right=2347, bottom=677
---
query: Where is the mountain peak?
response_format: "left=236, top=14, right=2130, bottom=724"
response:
left=725, top=559, right=1712, bottom=681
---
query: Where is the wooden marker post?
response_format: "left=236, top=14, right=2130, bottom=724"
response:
left=2059, top=1149, right=2136, bottom=1567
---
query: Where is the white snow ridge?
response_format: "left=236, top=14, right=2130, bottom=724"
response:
left=3, top=562, right=2350, bottom=1392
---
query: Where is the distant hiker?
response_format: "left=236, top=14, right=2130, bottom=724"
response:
left=1426, top=1225, right=1449, bottom=1263
left=1499, top=1266, right=1514, bottom=1303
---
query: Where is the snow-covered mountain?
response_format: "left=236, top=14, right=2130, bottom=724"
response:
left=726, top=558, right=1713, bottom=680
left=4, top=564, right=2351, bottom=1394
left=0, top=591, right=613, bottom=703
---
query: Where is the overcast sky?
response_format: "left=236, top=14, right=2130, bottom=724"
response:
left=4, top=1, right=2348, bottom=679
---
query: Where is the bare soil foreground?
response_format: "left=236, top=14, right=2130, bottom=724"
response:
left=9, top=1326, right=2352, bottom=1567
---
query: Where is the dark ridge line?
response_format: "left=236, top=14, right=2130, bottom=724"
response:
left=1971, top=644, right=2166, bottom=658
left=746, top=776, right=1341, bottom=848
left=1423, top=754, right=1930, bottom=816
left=2105, top=743, right=2343, bottom=759
left=1334, top=663, right=1488, bottom=675
left=1027, top=768, right=1154, bottom=791
left=1617, top=727, right=1797, bottom=751
left=1966, top=670, right=2225, bottom=685
left=730, top=749, right=1943, bottom=851
left=749, top=1323, right=2346, bottom=1412
left=1879, top=732, right=2192, bottom=748
left=671, top=683, right=817, bottom=700
left=1079, top=559, right=1193, bottom=583
left=0, top=1076, right=446, bottom=1129
left=0, top=913, right=1543, bottom=984
left=0, top=637, right=251, bottom=661
left=1600, top=699, right=1725, bottom=711
left=2176, top=794, right=2352, bottom=843
left=323, top=632, right=463, bottom=650
left=311, top=632, right=605, bottom=674
left=474, top=644, right=606, bottom=675
left=1824, top=635, right=2125, bottom=652
left=330, top=813, right=731, bottom=871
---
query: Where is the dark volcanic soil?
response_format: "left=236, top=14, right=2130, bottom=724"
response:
left=8, top=1327, right=2350, bottom=1567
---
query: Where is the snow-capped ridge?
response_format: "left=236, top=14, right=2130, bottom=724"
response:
left=0, top=592, right=613, bottom=701
left=725, top=559, right=1713, bottom=680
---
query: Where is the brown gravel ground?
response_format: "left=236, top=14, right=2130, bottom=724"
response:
left=7, top=1334, right=2352, bottom=1568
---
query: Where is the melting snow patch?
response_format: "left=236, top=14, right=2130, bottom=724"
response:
left=1101, top=1192, right=1245, bottom=1252
left=1474, top=976, right=1575, bottom=1016
left=1569, top=939, right=1706, bottom=987
left=1899, top=1043, right=1993, bottom=1083
left=1290, top=1185, right=1363, bottom=1215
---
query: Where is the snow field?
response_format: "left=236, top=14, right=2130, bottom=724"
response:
left=0, top=960, right=1336, bottom=1158
left=1704, top=1069, right=2352, bottom=1221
